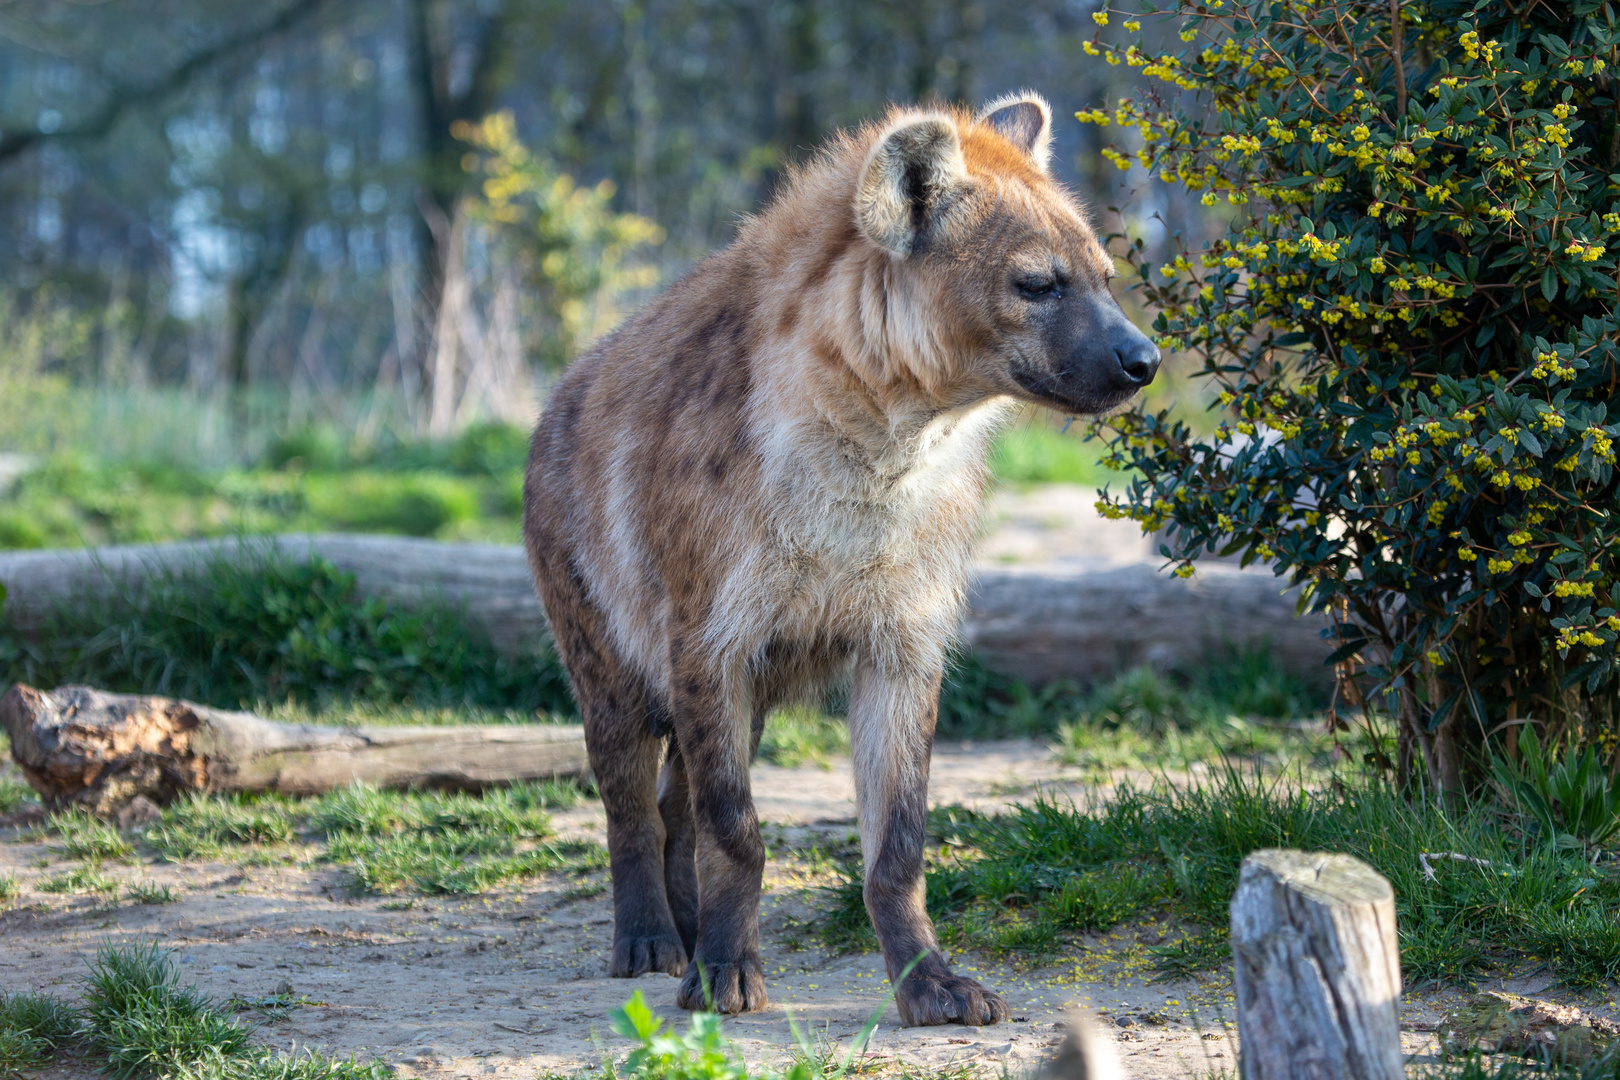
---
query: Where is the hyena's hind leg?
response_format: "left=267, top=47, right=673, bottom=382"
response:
left=658, top=706, right=769, bottom=995
left=657, top=742, right=698, bottom=958
left=544, top=592, right=687, bottom=978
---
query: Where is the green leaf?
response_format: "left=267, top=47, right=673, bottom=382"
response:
left=1543, top=265, right=1559, bottom=302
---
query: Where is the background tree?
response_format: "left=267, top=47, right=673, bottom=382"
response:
left=0, top=0, right=1213, bottom=441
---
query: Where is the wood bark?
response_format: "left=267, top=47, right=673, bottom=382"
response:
left=1, top=684, right=589, bottom=816
left=0, top=535, right=1333, bottom=687
left=1229, top=849, right=1403, bottom=1080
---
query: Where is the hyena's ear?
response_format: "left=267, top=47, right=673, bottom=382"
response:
left=978, top=91, right=1053, bottom=172
left=855, top=114, right=971, bottom=257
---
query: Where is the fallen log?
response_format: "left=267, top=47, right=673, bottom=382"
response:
left=1, top=683, right=590, bottom=816
left=0, top=535, right=1333, bottom=686
left=1229, top=849, right=1403, bottom=1080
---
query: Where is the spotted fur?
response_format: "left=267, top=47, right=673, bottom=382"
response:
left=524, top=91, right=1158, bottom=1025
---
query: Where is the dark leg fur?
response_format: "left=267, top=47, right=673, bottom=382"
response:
left=535, top=563, right=686, bottom=979
left=658, top=745, right=699, bottom=957
left=849, top=656, right=1009, bottom=1026
left=671, top=656, right=768, bottom=1014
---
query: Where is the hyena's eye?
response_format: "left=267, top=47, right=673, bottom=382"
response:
left=1014, top=276, right=1062, bottom=301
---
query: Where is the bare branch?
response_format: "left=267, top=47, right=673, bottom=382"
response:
left=0, top=0, right=327, bottom=165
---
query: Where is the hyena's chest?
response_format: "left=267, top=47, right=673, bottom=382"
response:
left=710, top=475, right=983, bottom=657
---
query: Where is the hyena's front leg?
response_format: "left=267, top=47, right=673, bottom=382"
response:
left=671, top=657, right=768, bottom=1014
left=849, top=653, right=1009, bottom=1026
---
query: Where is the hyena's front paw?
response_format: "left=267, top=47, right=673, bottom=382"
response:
left=676, top=956, right=768, bottom=1013
left=610, top=933, right=688, bottom=978
left=896, top=971, right=1009, bottom=1027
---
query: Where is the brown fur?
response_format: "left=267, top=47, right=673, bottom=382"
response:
left=524, top=92, right=1157, bottom=1025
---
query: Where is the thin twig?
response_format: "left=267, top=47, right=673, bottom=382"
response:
left=1390, top=0, right=1407, bottom=122
left=1419, top=851, right=1494, bottom=881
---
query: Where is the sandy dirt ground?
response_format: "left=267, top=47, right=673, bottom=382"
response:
left=0, top=740, right=1559, bottom=1080
left=2, top=491, right=1612, bottom=1077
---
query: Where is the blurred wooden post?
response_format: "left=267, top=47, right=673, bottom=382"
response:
left=1229, top=849, right=1403, bottom=1080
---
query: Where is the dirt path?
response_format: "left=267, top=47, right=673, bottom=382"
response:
left=0, top=741, right=1508, bottom=1079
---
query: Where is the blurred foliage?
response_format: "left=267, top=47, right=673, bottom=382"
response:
left=0, top=0, right=1205, bottom=423
left=460, top=111, right=664, bottom=369
left=0, top=547, right=575, bottom=716
left=0, top=418, right=1134, bottom=550
left=1089, top=0, right=1620, bottom=796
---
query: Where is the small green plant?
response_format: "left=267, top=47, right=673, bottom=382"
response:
left=0, top=992, right=80, bottom=1075
left=0, top=873, right=18, bottom=905
left=124, top=880, right=176, bottom=905
left=1492, top=730, right=1620, bottom=850
left=81, top=942, right=252, bottom=1080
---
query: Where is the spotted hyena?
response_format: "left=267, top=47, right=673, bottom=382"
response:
left=523, top=92, right=1159, bottom=1025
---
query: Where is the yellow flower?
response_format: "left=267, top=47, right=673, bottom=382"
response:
left=1092, top=9, right=1108, bottom=24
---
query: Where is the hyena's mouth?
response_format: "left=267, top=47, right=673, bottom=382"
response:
left=1010, top=366, right=1136, bottom=416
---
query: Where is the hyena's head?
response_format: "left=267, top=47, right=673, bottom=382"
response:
left=852, top=92, right=1159, bottom=414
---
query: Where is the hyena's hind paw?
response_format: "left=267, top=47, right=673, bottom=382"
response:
left=676, top=957, right=768, bottom=1014
left=896, top=972, right=1010, bottom=1027
left=610, top=933, right=688, bottom=978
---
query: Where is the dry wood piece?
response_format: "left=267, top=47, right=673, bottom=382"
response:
left=1, top=684, right=589, bottom=816
left=1229, top=849, right=1403, bottom=1080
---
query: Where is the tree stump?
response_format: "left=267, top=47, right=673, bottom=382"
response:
left=1229, top=849, right=1403, bottom=1080
left=1, top=684, right=589, bottom=817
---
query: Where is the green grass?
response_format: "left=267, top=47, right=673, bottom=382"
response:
left=0, top=873, right=18, bottom=905
left=0, top=991, right=80, bottom=1075
left=1, top=546, right=574, bottom=716
left=37, top=866, right=120, bottom=896
left=139, top=781, right=604, bottom=896
left=0, top=418, right=531, bottom=550
left=813, top=764, right=1620, bottom=992
left=987, top=420, right=1118, bottom=488
left=0, top=417, right=1120, bottom=551
left=4, top=940, right=394, bottom=1080
left=757, top=707, right=850, bottom=769
left=0, top=774, right=35, bottom=816
left=124, top=880, right=177, bottom=905
left=49, top=808, right=138, bottom=863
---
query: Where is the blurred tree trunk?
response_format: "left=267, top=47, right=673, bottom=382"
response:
left=404, top=0, right=514, bottom=432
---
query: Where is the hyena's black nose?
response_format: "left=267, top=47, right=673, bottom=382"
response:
left=1114, top=334, right=1161, bottom=388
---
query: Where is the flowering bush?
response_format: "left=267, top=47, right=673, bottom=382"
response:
left=1087, top=0, right=1620, bottom=796
left=457, top=112, right=663, bottom=369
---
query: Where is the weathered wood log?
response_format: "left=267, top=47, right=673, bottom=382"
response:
left=0, top=535, right=1332, bottom=686
left=1, top=683, right=590, bottom=816
left=1229, top=849, right=1403, bottom=1080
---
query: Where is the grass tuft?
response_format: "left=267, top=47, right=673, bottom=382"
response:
left=82, top=942, right=252, bottom=1080
left=0, top=992, right=79, bottom=1074
left=816, top=764, right=1620, bottom=991
left=49, top=808, right=137, bottom=864
left=38, top=866, right=119, bottom=897
left=125, top=880, right=177, bottom=905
